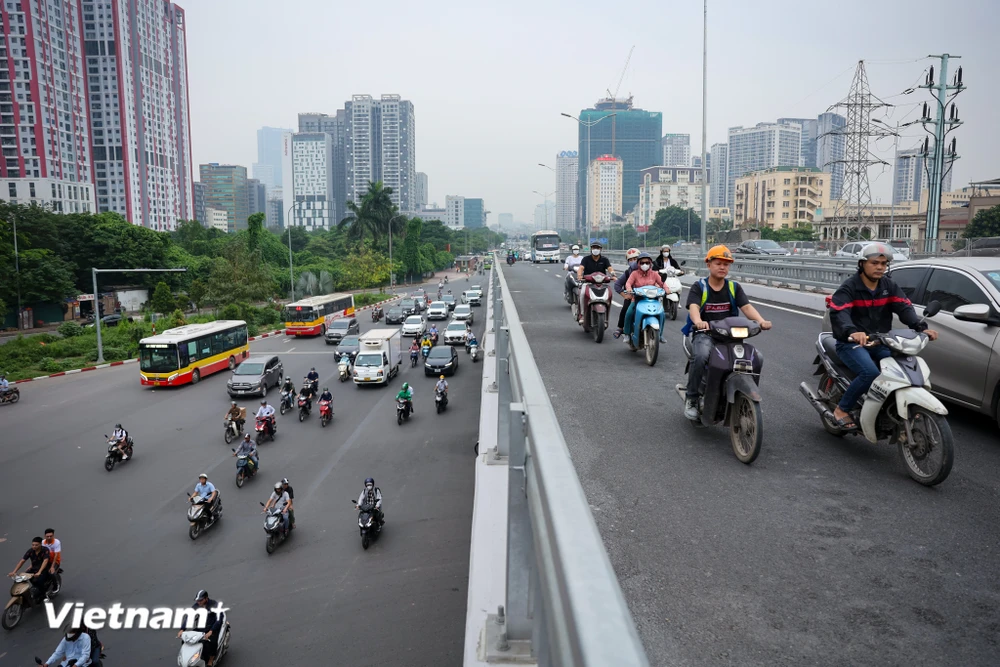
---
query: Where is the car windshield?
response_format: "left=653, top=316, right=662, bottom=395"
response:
left=401, top=299, right=415, bottom=307
left=754, top=240, right=781, bottom=249
left=471, top=285, right=482, bottom=291
left=340, top=336, right=359, bottom=346
left=139, top=345, right=177, bottom=372
left=331, top=320, right=350, bottom=330
left=355, top=354, right=383, bottom=367
left=388, top=308, right=403, bottom=316
left=234, top=363, right=264, bottom=376
left=982, top=270, right=1000, bottom=293
left=442, top=295, right=455, bottom=302
left=447, top=323, right=466, bottom=331
left=405, top=316, right=422, bottom=324
left=428, top=347, right=452, bottom=359
left=455, top=306, right=470, bottom=314
left=430, top=301, right=445, bottom=308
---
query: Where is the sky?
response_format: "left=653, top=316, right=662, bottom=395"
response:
left=185, top=0, right=1000, bottom=226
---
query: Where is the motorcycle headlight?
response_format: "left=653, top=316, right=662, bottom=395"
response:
left=188, top=651, right=201, bottom=666
left=730, top=327, right=749, bottom=338
left=366, top=518, right=373, bottom=526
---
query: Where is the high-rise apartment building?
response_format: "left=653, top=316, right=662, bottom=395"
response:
left=193, top=181, right=205, bottom=224
left=415, top=172, right=428, bottom=208
left=247, top=178, right=266, bottom=216
left=587, top=155, right=623, bottom=231
left=85, top=0, right=193, bottom=230
left=282, top=132, right=335, bottom=230
left=778, top=113, right=846, bottom=200
left=345, top=94, right=415, bottom=211
left=253, top=126, right=291, bottom=190
left=445, top=195, right=464, bottom=230
left=637, top=166, right=710, bottom=229
left=534, top=201, right=556, bottom=230
left=297, top=112, right=346, bottom=224
left=577, top=99, right=661, bottom=232
left=726, top=122, right=802, bottom=210
left=555, top=151, right=578, bottom=232
left=464, top=198, right=485, bottom=229
left=200, top=164, right=248, bottom=233
left=709, top=143, right=728, bottom=208
left=733, top=166, right=830, bottom=228
left=265, top=187, right=283, bottom=230
left=0, top=0, right=96, bottom=213
left=892, top=146, right=952, bottom=205
left=662, top=134, right=691, bottom=166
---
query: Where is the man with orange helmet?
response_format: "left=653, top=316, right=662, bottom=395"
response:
left=681, top=245, right=772, bottom=420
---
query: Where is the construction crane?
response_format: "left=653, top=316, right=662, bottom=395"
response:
left=606, top=46, right=634, bottom=156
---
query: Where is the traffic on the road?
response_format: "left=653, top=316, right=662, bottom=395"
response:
left=0, top=272, right=487, bottom=665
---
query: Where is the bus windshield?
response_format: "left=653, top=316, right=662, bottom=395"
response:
left=533, top=234, right=560, bottom=250
left=139, top=345, right=178, bottom=373
left=283, top=307, right=317, bottom=323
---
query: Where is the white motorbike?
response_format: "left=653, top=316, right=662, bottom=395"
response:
left=178, top=618, right=231, bottom=667
left=223, top=416, right=243, bottom=445
left=337, top=354, right=351, bottom=382
left=469, top=342, right=479, bottom=362
left=657, top=264, right=685, bottom=320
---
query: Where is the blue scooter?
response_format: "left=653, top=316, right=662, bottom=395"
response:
left=624, top=285, right=666, bottom=366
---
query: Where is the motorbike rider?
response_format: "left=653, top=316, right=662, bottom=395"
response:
left=280, top=478, right=296, bottom=529
left=652, top=244, right=682, bottom=273
left=623, top=252, right=669, bottom=343
left=827, top=241, right=938, bottom=430
left=465, top=331, right=478, bottom=354
left=40, top=625, right=92, bottom=667
left=429, top=324, right=439, bottom=341
left=397, top=382, right=414, bottom=414
left=43, top=528, right=61, bottom=580
left=357, top=477, right=385, bottom=527
left=681, top=245, right=772, bottom=421
left=233, top=433, right=259, bottom=474
left=563, top=244, right=584, bottom=300
left=574, top=241, right=616, bottom=324
left=177, top=590, right=224, bottom=667
left=435, top=375, right=449, bottom=397
left=613, top=248, right=641, bottom=338
left=306, top=367, right=320, bottom=392
left=318, top=387, right=334, bottom=415
left=298, top=378, right=315, bottom=412
left=409, top=340, right=420, bottom=361
left=189, top=474, right=219, bottom=521
left=110, top=423, right=130, bottom=460
left=224, top=401, right=244, bottom=433
left=255, top=399, right=276, bottom=436
left=281, top=376, right=296, bottom=403
left=0, top=372, right=10, bottom=399
left=420, top=336, right=433, bottom=355
left=8, top=536, right=51, bottom=601
left=263, top=482, right=291, bottom=534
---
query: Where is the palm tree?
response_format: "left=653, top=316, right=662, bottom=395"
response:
left=339, top=181, right=404, bottom=244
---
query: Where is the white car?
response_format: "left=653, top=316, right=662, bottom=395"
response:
left=426, top=301, right=449, bottom=320
left=452, top=304, right=475, bottom=323
left=444, top=321, right=469, bottom=345
left=401, top=315, right=426, bottom=337
left=462, top=290, right=482, bottom=306
left=836, top=240, right=908, bottom=262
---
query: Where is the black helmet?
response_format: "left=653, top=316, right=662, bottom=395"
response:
left=323, top=387, right=329, bottom=392
left=115, top=423, right=122, bottom=429
left=194, top=590, right=209, bottom=602
left=365, top=477, right=375, bottom=486
left=637, top=252, right=653, bottom=262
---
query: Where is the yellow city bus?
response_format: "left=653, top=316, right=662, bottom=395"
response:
left=282, top=293, right=356, bottom=336
left=139, top=320, right=249, bottom=387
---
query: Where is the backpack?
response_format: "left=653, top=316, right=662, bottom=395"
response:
left=681, top=278, right=737, bottom=336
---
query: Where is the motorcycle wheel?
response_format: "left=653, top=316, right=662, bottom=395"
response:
left=104, top=456, right=115, bottom=472
left=397, top=411, right=403, bottom=426
left=266, top=534, right=276, bottom=554
left=224, top=429, right=234, bottom=445
left=730, top=393, right=763, bottom=464
left=8, top=391, right=18, bottom=404
left=817, top=373, right=846, bottom=437
left=437, top=402, right=443, bottom=414
left=362, top=535, right=370, bottom=550
left=1, top=602, right=22, bottom=629
left=255, top=431, right=264, bottom=446
left=644, top=328, right=659, bottom=366
left=280, top=403, right=287, bottom=416
left=592, top=312, right=605, bottom=343
left=898, top=407, right=954, bottom=486
left=236, top=470, right=245, bottom=488
left=189, top=523, right=201, bottom=540
left=299, top=410, right=306, bottom=422
left=321, top=415, right=329, bottom=427
left=668, top=300, right=678, bottom=320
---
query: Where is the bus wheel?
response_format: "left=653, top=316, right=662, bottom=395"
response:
left=321, top=325, right=326, bottom=336
left=228, top=356, right=236, bottom=370
left=191, top=369, right=200, bottom=384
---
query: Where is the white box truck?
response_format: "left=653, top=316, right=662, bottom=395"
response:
left=353, top=328, right=402, bottom=386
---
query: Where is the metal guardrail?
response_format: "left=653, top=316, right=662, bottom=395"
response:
left=484, top=262, right=649, bottom=666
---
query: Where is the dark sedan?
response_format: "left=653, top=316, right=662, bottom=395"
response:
left=424, top=344, right=459, bottom=376
left=335, top=335, right=361, bottom=362
left=385, top=307, right=406, bottom=324
left=399, top=299, right=418, bottom=316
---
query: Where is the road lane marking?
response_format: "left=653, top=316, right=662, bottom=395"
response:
left=287, top=347, right=296, bottom=352
left=544, top=269, right=550, bottom=273
left=750, top=301, right=823, bottom=319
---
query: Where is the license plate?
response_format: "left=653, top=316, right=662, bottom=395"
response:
left=155, top=382, right=162, bottom=386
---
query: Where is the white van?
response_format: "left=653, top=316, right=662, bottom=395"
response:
left=353, top=328, right=402, bottom=386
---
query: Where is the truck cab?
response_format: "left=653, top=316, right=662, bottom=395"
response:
left=353, top=328, right=402, bottom=386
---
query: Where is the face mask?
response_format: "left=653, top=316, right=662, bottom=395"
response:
left=572, top=249, right=579, bottom=255
left=628, top=260, right=638, bottom=269
left=591, top=249, right=601, bottom=256
left=639, top=263, right=652, bottom=271
left=663, top=251, right=670, bottom=257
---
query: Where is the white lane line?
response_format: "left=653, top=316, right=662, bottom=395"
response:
left=750, top=301, right=823, bottom=319
left=544, top=268, right=550, bottom=273
left=287, top=347, right=296, bottom=352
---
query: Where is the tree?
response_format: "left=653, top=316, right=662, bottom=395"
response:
left=150, top=281, right=177, bottom=314
left=339, top=181, right=406, bottom=245
left=962, top=205, right=1000, bottom=240
left=401, top=218, right=424, bottom=280
left=246, top=212, right=266, bottom=253
left=188, top=279, right=208, bottom=314
left=651, top=207, right=702, bottom=240
left=341, top=245, right=391, bottom=290
left=206, top=243, right=276, bottom=306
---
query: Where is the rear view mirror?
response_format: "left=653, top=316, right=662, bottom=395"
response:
left=924, top=301, right=942, bottom=318
left=680, top=260, right=687, bottom=266
left=952, top=303, right=992, bottom=323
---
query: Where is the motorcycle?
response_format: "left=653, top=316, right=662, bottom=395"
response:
left=0, top=386, right=20, bottom=405
left=223, top=416, right=243, bottom=445
left=352, top=499, right=382, bottom=550
left=279, top=389, right=294, bottom=415
left=624, top=285, right=666, bottom=366
left=232, top=447, right=258, bottom=488
left=254, top=416, right=275, bottom=445
left=396, top=398, right=411, bottom=425
left=187, top=492, right=222, bottom=540
left=306, top=378, right=319, bottom=395
left=372, top=306, right=383, bottom=322
left=469, top=341, right=480, bottom=362
left=260, top=501, right=291, bottom=554
left=573, top=272, right=613, bottom=343
left=435, top=388, right=448, bottom=413
left=178, top=616, right=231, bottom=667
left=799, top=301, right=954, bottom=486
left=674, top=316, right=766, bottom=464
left=429, top=331, right=439, bottom=345
left=319, top=399, right=333, bottom=427
left=444, top=276, right=449, bottom=284
left=297, top=396, right=311, bottom=422
left=3, top=569, right=62, bottom=630
left=657, top=265, right=685, bottom=320
left=410, top=348, right=419, bottom=367
left=564, top=271, right=578, bottom=306
left=507, top=256, right=515, bottom=266
left=421, top=345, right=431, bottom=359
left=338, top=355, right=351, bottom=382
left=104, top=435, right=134, bottom=472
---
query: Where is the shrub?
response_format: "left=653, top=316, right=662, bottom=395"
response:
left=58, top=322, right=85, bottom=338
left=220, top=303, right=242, bottom=321
left=247, top=323, right=260, bottom=338
left=38, top=357, right=63, bottom=373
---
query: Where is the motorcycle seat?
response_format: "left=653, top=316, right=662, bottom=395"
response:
left=820, top=333, right=856, bottom=380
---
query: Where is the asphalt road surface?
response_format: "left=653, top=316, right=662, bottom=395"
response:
left=502, top=261, right=1000, bottom=667
left=0, top=280, right=484, bottom=666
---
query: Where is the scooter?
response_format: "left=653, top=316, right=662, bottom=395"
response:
left=435, top=388, right=449, bottom=413
left=254, top=416, right=275, bottom=446
left=657, top=265, right=685, bottom=320
left=469, top=341, right=480, bottom=362
left=410, top=348, right=420, bottom=367
left=372, top=307, right=382, bottom=322
left=297, top=396, right=311, bottom=422
left=178, top=615, right=231, bottom=666
left=223, top=416, right=243, bottom=444
left=3, top=569, right=62, bottom=630
left=187, top=492, right=222, bottom=540
left=564, top=271, right=578, bottom=307
left=624, top=285, right=666, bottom=366
left=0, top=386, right=19, bottom=404
left=104, top=434, right=134, bottom=472
left=319, top=399, right=333, bottom=427
left=233, top=448, right=258, bottom=488
left=337, top=355, right=351, bottom=382
left=573, top=272, right=613, bottom=343
left=675, top=316, right=766, bottom=464
left=352, top=499, right=382, bottom=550
left=260, top=501, right=291, bottom=554
left=799, top=301, right=953, bottom=486
left=279, top=389, right=294, bottom=415
left=396, top=398, right=411, bottom=425
left=421, top=345, right=431, bottom=359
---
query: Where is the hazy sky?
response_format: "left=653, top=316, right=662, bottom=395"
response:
left=186, top=0, right=999, bottom=225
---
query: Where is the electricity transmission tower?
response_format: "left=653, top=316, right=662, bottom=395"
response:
left=825, top=61, right=892, bottom=240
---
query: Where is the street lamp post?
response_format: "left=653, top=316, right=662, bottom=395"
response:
left=700, top=0, right=708, bottom=254
left=285, top=202, right=300, bottom=302
left=532, top=190, right=555, bottom=232
left=561, top=112, right=616, bottom=239
left=4, top=214, right=22, bottom=329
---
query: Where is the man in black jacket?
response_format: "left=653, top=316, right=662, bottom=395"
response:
left=177, top=590, right=225, bottom=666
left=828, top=242, right=938, bottom=429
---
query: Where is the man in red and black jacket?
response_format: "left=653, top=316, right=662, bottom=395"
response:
left=827, top=242, right=937, bottom=429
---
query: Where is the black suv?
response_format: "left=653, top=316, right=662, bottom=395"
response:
left=325, top=317, right=359, bottom=344
left=227, top=355, right=284, bottom=398
left=399, top=299, right=418, bottom=316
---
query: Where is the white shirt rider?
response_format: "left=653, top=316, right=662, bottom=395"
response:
left=435, top=378, right=448, bottom=394
left=256, top=403, right=275, bottom=419
left=564, top=248, right=583, bottom=272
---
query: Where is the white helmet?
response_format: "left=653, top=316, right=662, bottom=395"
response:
left=860, top=242, right=893, bottom=262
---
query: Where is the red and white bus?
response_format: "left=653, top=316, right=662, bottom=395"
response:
left=139, top=320, right=249, bottom=387
left=282, top=293, right=356, bottom=336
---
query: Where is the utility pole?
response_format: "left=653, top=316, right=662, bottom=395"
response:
left=700, top=0, right=708, bottom=253
left=920, top=54, right=964, bottom=254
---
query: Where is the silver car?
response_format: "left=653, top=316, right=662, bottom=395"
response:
left=824, top=257, right=1000, bottom=428
left=401, top=315, right=427, bottom=337
left=452, top=304, right=474, bottom=324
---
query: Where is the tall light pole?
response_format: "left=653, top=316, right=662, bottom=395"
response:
left=285, top=202, right=300, bottom=301
left=539, top=163, right=556, bottom=232
left=561, top=112, right=616, bottom=239
left=532, top=191, right=555, bottom=232
left=4, top=214, right=22, bottom=329
left=700, top=0, right=708, bottom=254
